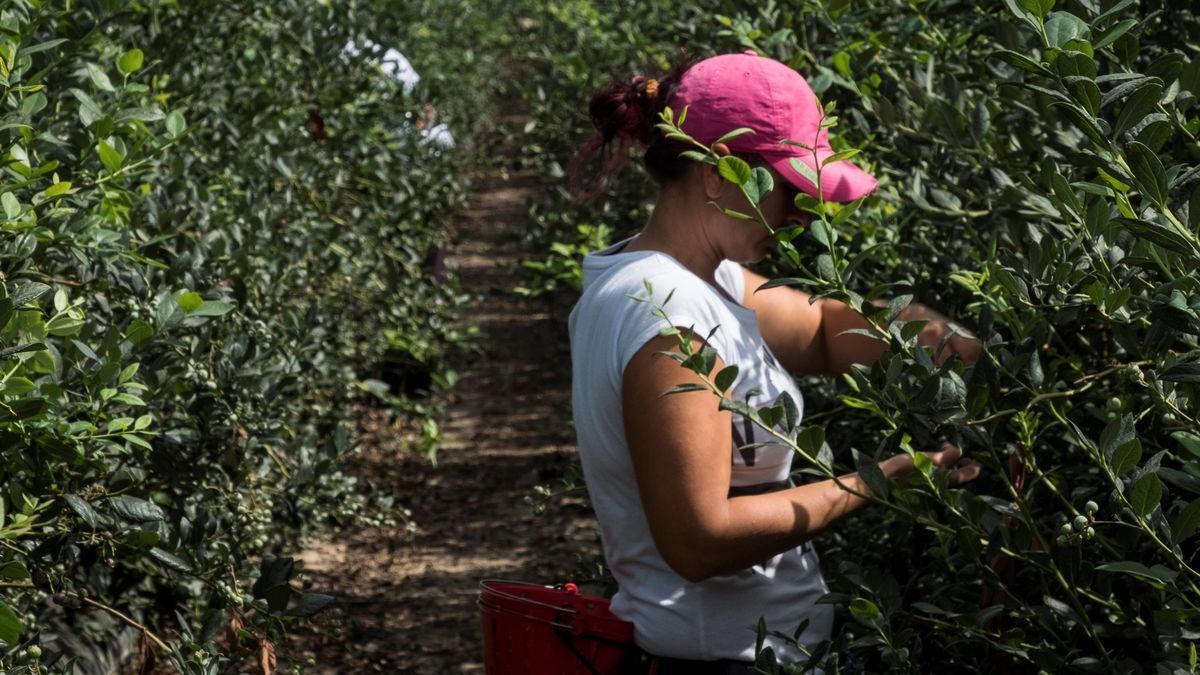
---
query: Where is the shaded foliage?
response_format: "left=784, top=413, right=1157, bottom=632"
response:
left=507, top=0, right=1200, bottom=672
left=0, top=0, right=470, bottom=670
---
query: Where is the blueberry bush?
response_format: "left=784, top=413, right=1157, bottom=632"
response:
left=0, top=0, right=473, bottom=671
left=508, top=0, right=1200, bottom=672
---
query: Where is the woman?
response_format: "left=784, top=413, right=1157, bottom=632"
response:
left=567, top=51, right=983, bottom=673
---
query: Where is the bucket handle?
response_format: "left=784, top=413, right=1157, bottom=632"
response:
left=552, top=605, right=608, bottom=675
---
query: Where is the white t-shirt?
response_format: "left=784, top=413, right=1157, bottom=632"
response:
left=341, top=39, right=421, bottom=93
left=568, top=236, right=833, bottom=663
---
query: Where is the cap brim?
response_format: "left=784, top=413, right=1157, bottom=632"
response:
left=765, top=148, right=877, bottom=203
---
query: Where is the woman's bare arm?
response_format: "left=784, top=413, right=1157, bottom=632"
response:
left=740, top=266, right=981, bottom=375
left=622, top=332, right=978, bottom=582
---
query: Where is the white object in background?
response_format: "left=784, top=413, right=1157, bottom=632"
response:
left=420, top=122, right=455, bottom=148
left=342, top=38, right=420, bottom=94
left=379, top=48, right=421, bottom=94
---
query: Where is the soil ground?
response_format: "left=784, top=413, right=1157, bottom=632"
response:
left=284, top=156, right=602, bottom=673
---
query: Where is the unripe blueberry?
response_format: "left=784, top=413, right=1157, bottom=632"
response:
left=27, top=645, right=41, bottom=659
left=1085, top=500, right=1099, bottom=515
left=1060, top=522, right=1073, bottom=536
left=1085, top=527, right=1095, bottom=539
left=1106, top=397, right=1122, bottom=412
left=1073, top=515, right=1089, bottom=531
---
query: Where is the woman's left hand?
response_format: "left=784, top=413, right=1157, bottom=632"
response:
left=900, top=303, right=983, bottom=366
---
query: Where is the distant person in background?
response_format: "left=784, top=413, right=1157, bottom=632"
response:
left=341, top=37, right=455, bottom=148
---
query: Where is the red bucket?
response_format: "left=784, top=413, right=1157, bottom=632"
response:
left=478, top=579, right=639, bottom=674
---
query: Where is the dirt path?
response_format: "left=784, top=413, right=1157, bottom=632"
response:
left=285, top=153, right=601, bottom=673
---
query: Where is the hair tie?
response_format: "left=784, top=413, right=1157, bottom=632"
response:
left=644, top=78, right=659, bottom=100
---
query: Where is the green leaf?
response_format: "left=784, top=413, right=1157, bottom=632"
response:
left=45, top=313, right=84, bottom=336
left=743, top=166, right=774, bottom=205
left=117, top=48, right=144, bottom=75
left=42, top=181, right=73, bottom=199
left=253, top=555, right=296, bottom=598
left=1093, top=19, right=1138, bottom=51
left=1050, top=101, right=1107, bottom=146
left=16, top=38, right=67, bottom=58
left=1022, top=0, right=1055, bottom=18
left=127, top=319, right=154, bottom=344
left=108, top=495, right=165, bottom=523
left=1094, top=0, right=1135, bottom=23
left=788, top=157, right=821, bottom=190
left=717, top=155, right=753, bottom=187
left=1095, top=561, right=1178, bottom=585
left=0, top=398, right=47, bottom=422
left=85, top=63, right=115, bottom=92
left=1065, top=77, right=1101, bottom=116
left=148, top=547, right=192, bottom=572
left=192, top=300, right=236, bottom=317
left=832, top=51, right=852, bottom=78
left=2, top=377, right=35, bottom=397
left=1100, top=413, right=1136, bottom=459
left=1100, top=76, right=1159, bottom=110
left=176, top=291, right=203, bottom=312
left=1124, top=142, right=1167, bottom=205
left=1114, top=81, right=1163, bottom=138
left=1174, top=432, right=1200, bottom=461
left=971, top=100, right=991, bottom=140
left=97, top=139, right=122, bottom=172
left=115, top=106, right=165, bottom=124
left=287, top=592, right=335, bottom=618
left=1128, top=472, right=1161, bottom=517
left=1, top=192, right=19, bottom=219
left=678, top=150, right=714, bottom=165
left=1171, top=500, right=1200, bottom=544
left=661, top=383, right=708, bottom=396
left=165, top=109, right=186, bottom=138
left=1045, top=12, right=1089, bottom=48
left=1113, top=217, right=1192, bottom=254
left=1112, top=438, right=1143, bottom=476
left=853, top=448, right=888, bottom=498
left=119, top=362, right=140, bottom=384
left=809, top=218, right=834, bottom=248
left=714, top=127, right=755, bottom=145
left=0, top=600, right=23, bottom=645
left=992, top=49, right=1053, bottom=77
left=714, top=365, right=739, bottom=392
left=824, top=148, right=861, bottom=165
left=849, top=597, right=881, bottom=625
left=0, top=560, right=28, bottom=581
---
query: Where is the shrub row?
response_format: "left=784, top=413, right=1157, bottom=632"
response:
left=0, top=0, right=470, bottom=671
left=508, top=0, right=1199, bottom=672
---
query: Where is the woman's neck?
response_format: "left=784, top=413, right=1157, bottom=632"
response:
left=624, top=188, right=722, bottom=286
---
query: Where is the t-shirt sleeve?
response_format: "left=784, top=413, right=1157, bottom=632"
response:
left=715, top=259, right=747, bottom=306
left=612, top=268, right=732, bottom=386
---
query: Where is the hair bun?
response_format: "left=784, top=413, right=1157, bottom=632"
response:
left=568, top=54, right=700, bottom=201
left=588, top=74, right=660, bottom=147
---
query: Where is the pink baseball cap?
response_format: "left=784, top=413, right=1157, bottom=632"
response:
left=671, top=51, right=877, bottom=202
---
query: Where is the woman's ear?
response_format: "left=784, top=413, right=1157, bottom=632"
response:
left=700, top=161, right=728, bottom=200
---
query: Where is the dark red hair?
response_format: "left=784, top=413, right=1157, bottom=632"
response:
left=567, top=54, right=702, bottom=201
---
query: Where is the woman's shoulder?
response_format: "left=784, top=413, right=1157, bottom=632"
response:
left=580, top=251, right=724, bottom=315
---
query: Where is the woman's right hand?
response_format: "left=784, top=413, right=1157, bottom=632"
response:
left=922, top=441, right=983, bottom=486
